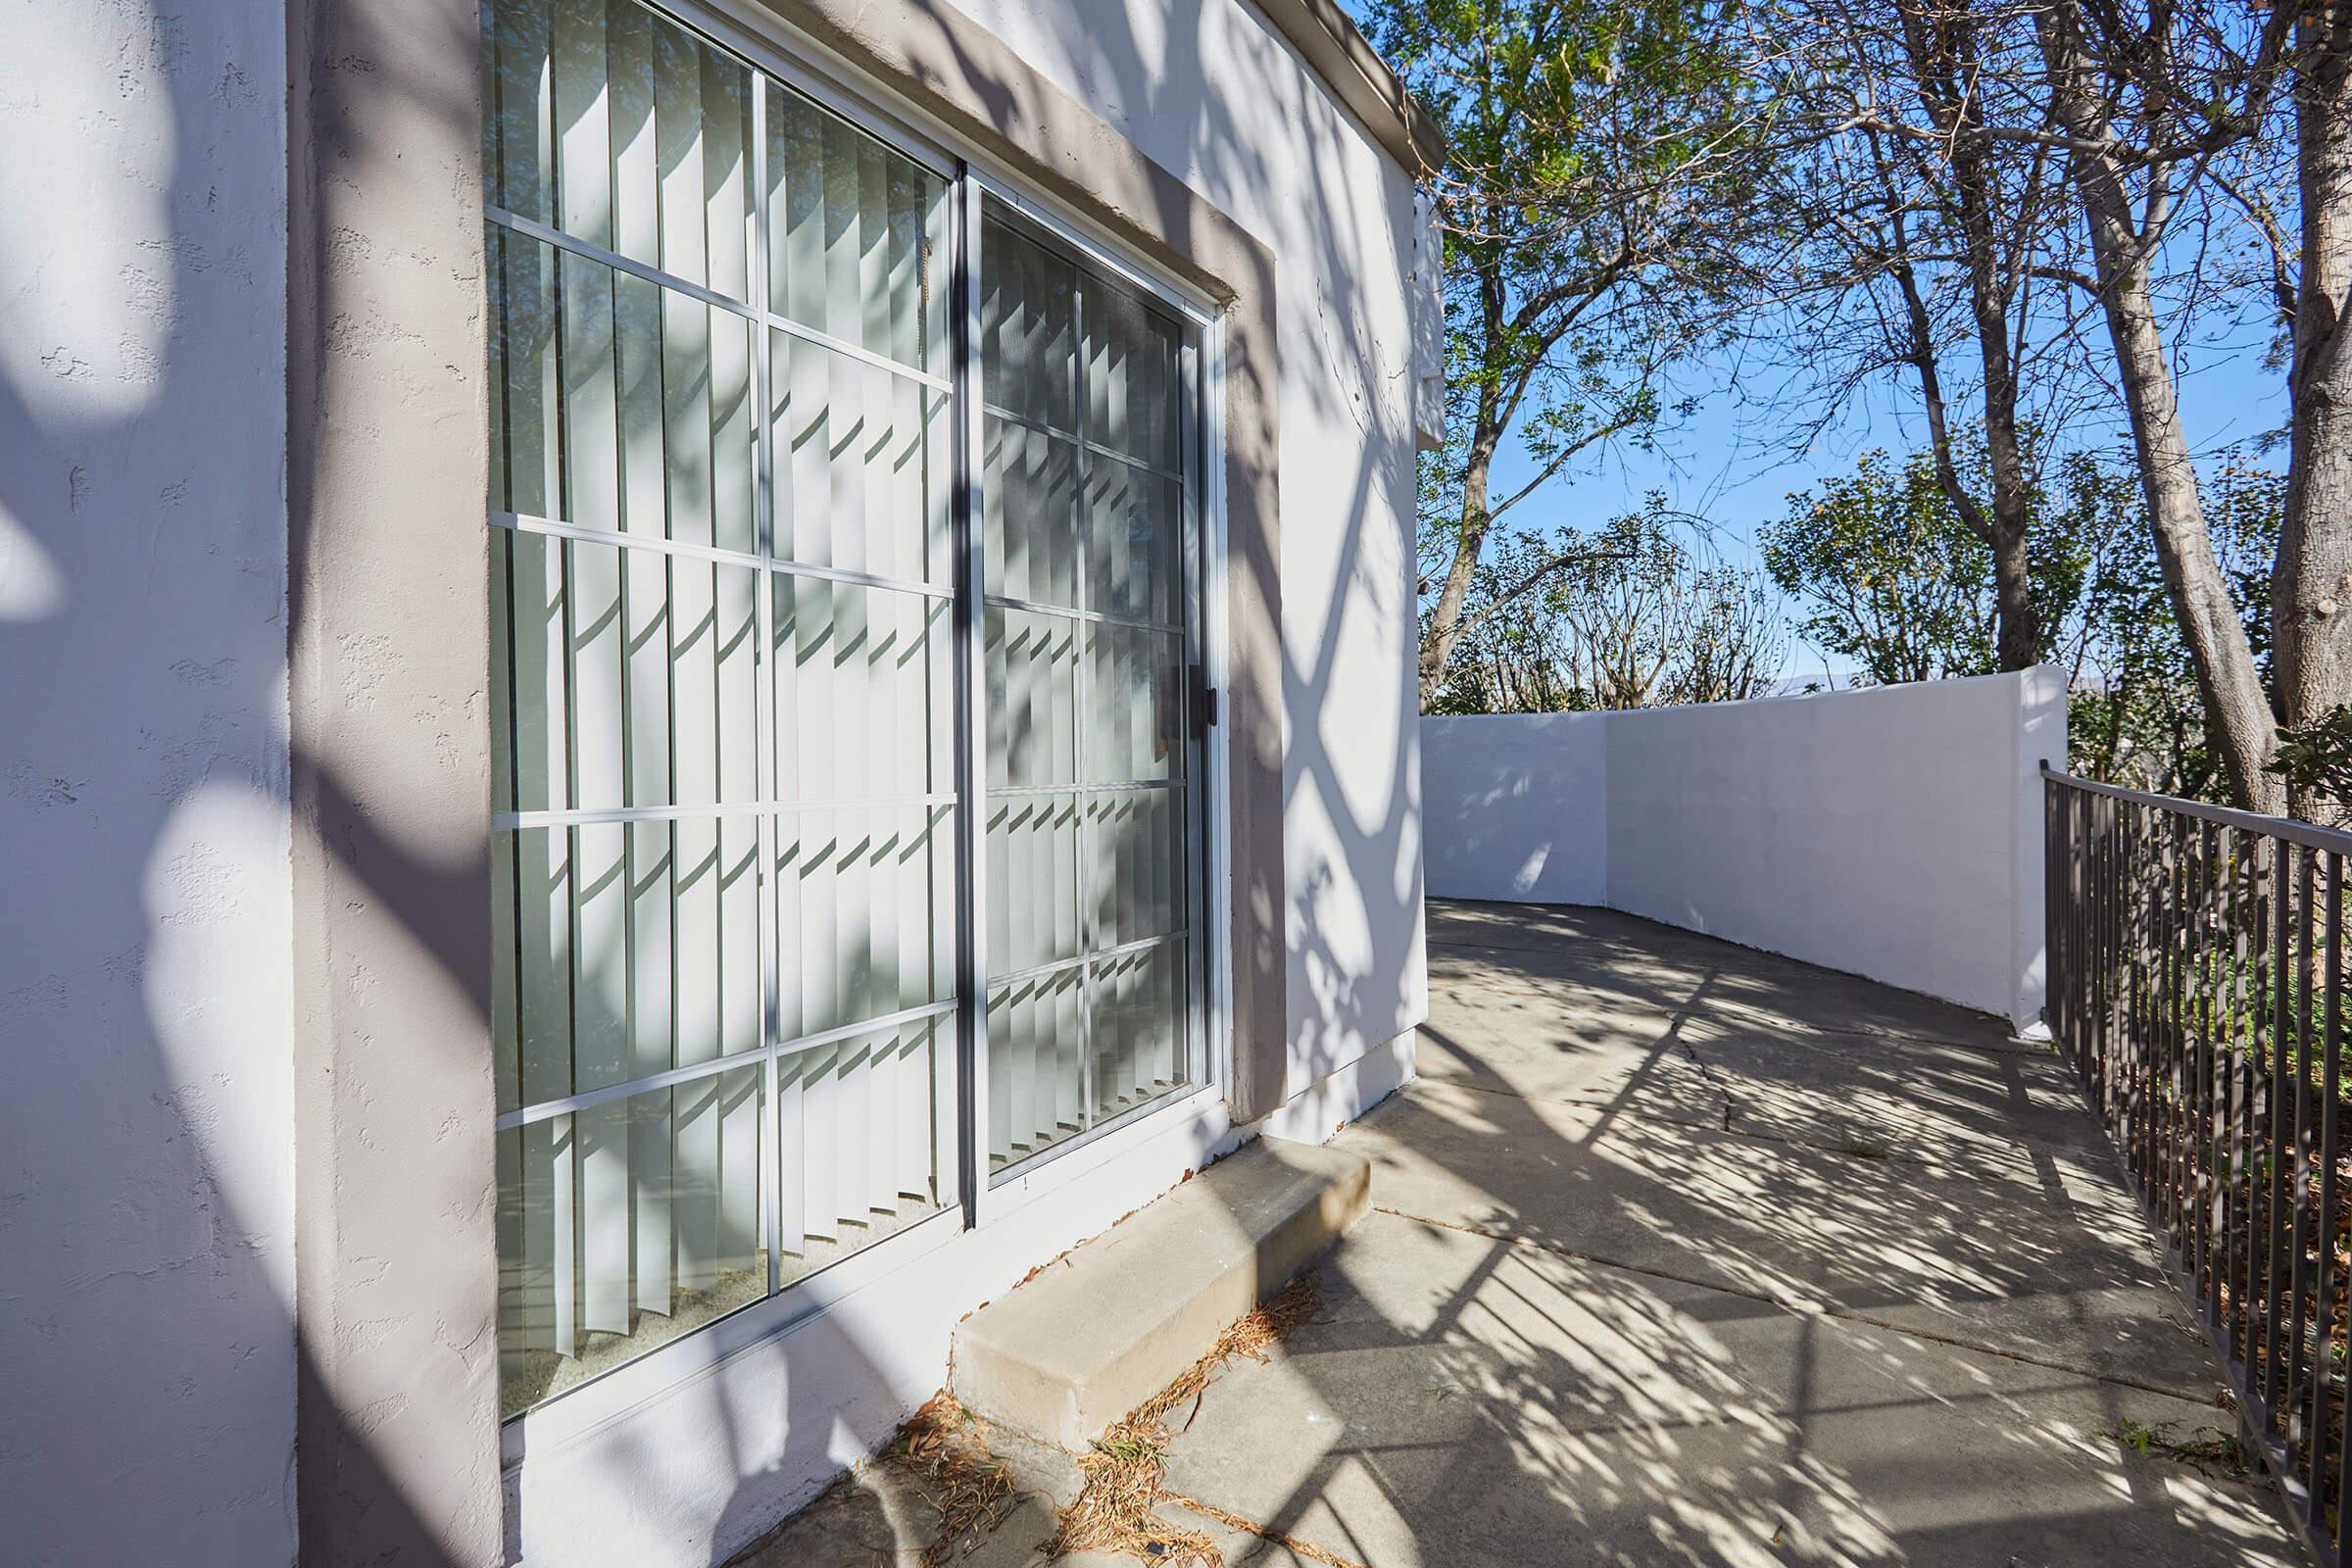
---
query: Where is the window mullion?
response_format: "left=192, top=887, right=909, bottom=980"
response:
left=956, top=171, right=991, bottom=1222
left=750, top=69, right=784, bottom=1301
left=1073, top=270, right=1096, bottom=1138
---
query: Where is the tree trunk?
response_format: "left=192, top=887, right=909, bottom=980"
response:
left=1971, top=264, right=2041, bottom=672
left=2036, top=1, right=2282, bottom=811
left=1884, top=4, right=2042, bottom=672
left=2275, top=1, right=2352, bottom=823
left=1419, top=261, right=1508, bottom=710
left=2097, top=253, right=2284, bottom=812
left=1419, top=429, right=1497, bottom=709
left=1889, top=245, right=2038, bottom=671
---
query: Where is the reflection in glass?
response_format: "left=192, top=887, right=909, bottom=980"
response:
left=984, top=418, right=1081, bottom=610
left=483, top=0, right=757, bottom=295
left=1093, top=940, right=1187, bottom=1119
left=980, top=217, right=1076, bottom=428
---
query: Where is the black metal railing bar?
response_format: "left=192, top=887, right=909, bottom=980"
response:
left=2045, top=762, right=2349, bottom=1566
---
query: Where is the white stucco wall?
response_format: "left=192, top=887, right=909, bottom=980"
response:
left=0, top=3, right=297, bottom=1565
left=941, top=0, right=1432, bottom=1101
left=1421, top=670, right=2066, bottom=1028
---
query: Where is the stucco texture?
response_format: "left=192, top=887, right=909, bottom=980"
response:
left=0, top=3, right=298, bottom=1564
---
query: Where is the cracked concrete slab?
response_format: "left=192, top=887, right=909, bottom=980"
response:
left=740, top=902, right=2297, bottom=1566
left=1345, top=1078, right=2220, bottom=1400
left=1157, top=1210, right=2292, bottom=1568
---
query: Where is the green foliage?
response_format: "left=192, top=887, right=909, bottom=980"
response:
left=1756, top=442, right=2281, bottom=803
left=1757, top=449, right=2004, bottom=685
left=2101, top=1418, right=2244, bottom=1472
left=2265, top=707, right=2352, bottom=805
left=2067, top=455, right=2280, bottom=798
left=1375, top=0, right=1783, bottom=693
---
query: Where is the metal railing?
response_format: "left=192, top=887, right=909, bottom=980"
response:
left=2044, top=764, right=2352, bottom=1565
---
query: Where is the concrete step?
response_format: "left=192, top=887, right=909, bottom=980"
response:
left=951, top=1136, right=1371, bottom=1448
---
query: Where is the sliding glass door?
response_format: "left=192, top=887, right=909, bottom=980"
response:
left=978, top=204, right=1207, bottom=1173
left=483, top=0, right=1210, bottom=1420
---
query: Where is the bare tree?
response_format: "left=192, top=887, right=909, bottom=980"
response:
left=2026, top=0, right=2298, bottom=811
left=1765, top=0, right=2082, bottom=671
left=1368, top=0, right=1781, bottom=708
left=1431, top=503, right=1786, bottom=712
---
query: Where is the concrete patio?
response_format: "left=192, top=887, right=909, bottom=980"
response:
left=746, top=900, right=2301, bottom=1566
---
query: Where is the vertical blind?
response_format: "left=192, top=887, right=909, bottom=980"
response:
left=483, top=0, right=1203, bottom=1419
left=980, top=212, right=1199, bottom=1171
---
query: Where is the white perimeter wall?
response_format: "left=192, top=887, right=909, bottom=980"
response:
left=1418, top=711, right=1608, bottom=906
left=0, top=3, right=297, bottom=1565
left=1424, top=669, right=2067, bottom=1029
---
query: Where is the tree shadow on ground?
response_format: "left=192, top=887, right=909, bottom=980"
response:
left=1136, top=902, right=2298, bottom=1568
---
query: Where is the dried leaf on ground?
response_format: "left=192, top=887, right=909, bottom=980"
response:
left=890, top=1392, right=1020, bottom=1566
left=1048, top=1274, right=1323, bottom=1566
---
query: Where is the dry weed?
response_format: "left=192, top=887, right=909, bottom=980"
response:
left=890, top=1392, right=1019, bottom=1566
left=1048, top=1274, right=1322, bottom=1566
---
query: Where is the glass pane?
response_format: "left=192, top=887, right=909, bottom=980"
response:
left=770, top=332, right=952, bottom=582
left=1086, top=623, right=1185, bottom=784
left=987, top=792, right=1081, bottom=975
left=776, top=805, right=957, bottom=1039
left=778, top=1016, right=955, bottom=1276
left=981, top=217, right=1077, bottom=429
left=488, top=228, right=756, bottom=541
left=773, top=578, right=954, bottom=802
left=497, top=1066, right=765, bottom=1415
left=767, top=88, right=951, bottom=377
left=986, top=607, right=1080, bottom=789
left=979, top=197, right=1202, bottom=1177
left=1089, top=788, right=1188, bottom=948
left=1092, top=939, right=1188, bottom=1121
left=1086, top=460, right=1181, bottom=627
left=487, top=0, right=967, bottom=1421
left=984, top=417, right=1081, bottom=611
left=987, top=969, right=1085, bottom=1170
left=484, top=0, right=755, bottom=297
left=1084, top=281, right=1180, bottom=469
left=497, top=818, right=763, bottom=1112
left=497, top=539, right=760, bottom=812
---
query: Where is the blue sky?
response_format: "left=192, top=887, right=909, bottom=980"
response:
left=1336, top=0, right=2295, bottom=678
left=1507, top=322, right=2290, bottom=570
left=1510, top=333, right=2286, bottom=681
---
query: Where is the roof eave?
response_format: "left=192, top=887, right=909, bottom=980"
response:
left=1255, top=0, right=1447, bottom=176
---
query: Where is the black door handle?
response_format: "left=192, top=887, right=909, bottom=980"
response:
left=1188, top=662, right=1218, bottom=740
